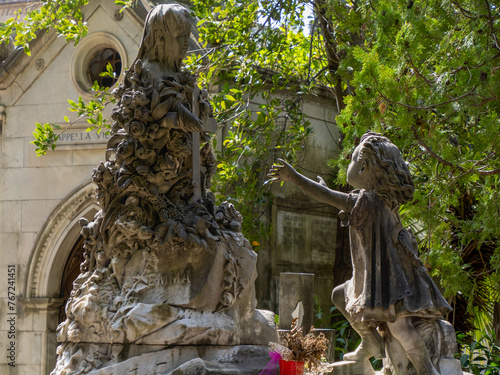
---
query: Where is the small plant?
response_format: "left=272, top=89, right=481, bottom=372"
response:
left=456, top=331, right=500, bottom=375
left=270, top=318, right=329, bottom=373
left=313, top=300, right=361, bottom=361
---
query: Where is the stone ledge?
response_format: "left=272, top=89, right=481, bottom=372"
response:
left=88, top=345, right=270, bottom=375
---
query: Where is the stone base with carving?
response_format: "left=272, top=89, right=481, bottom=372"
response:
left=328, top=360, right=376, bottom=375
left=327, top=359, right=464, bottom=375
left=327, top=319, right=464, bottom=375
left=54, top=344, right=271, bottom=375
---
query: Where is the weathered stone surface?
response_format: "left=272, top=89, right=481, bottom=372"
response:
left=328, top=360, right=375, bottom=375
left=51, top=4, right=276, bottom=374
left=55, top=345, right=271, bottom=375
left=278, top=272, right=314, bottom=331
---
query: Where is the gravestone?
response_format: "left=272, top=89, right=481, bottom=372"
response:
left=278, top=273, right=336, bottom=363
left=273, top=207, right=337, bottom=314
left=278, top=272, right=314, bottom=331
left=51, top=5, right=276, bottom=374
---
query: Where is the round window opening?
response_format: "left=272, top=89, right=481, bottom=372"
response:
left=88, top=47, right=122, bottom=87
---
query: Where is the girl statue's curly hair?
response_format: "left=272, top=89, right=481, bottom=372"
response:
left=358, top=132, right=414, bottom=210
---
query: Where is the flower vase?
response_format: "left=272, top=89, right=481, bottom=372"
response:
left=279, top=359, right=305, bottom=375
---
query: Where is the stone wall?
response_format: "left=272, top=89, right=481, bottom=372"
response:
left=254, top=92, right=341, bottom=318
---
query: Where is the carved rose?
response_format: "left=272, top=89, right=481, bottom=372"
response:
left=136, top=146, right=155, bottom=160
left=125, top=121, right=145, bottom=137
left=121, top=94, right=133, bottom=106
left=136, top=165, right=150, bottom=175
left=134, top=106, right=150, bottom=122
left=167, top=130, right=192, bottom=157
left=133, top=90, right=149, bottom=106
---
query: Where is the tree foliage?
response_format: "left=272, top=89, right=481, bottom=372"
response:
left=11, top=0, right=500, bottom=329
left=0, top=0, right=89, bottom=55
left=191, top=0, right=500, bottom=330
left=331, top=0, right=500, bottom=331
left=185, top=0, right=320, bottom=242
left=189, top=0, right=500, bottom=326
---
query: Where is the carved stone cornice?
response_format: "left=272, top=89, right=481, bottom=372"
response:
left=19, top=297, right=65, bottom=313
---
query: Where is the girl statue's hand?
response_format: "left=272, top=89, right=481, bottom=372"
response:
left=266, top=158, right=297, bottom=184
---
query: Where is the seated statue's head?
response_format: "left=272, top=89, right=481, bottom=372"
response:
left=138, top=4, right=192, bottom=73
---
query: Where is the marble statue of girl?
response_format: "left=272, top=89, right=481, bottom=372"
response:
left=268, top=132, right=452, bottom=375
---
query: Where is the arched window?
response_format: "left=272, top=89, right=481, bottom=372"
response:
left=87, top=47, right=122, bottom=87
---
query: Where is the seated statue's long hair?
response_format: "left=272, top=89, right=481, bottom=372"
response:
left=136, top=4, right=191, bottom=72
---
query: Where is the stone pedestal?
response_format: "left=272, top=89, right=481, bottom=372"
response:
left=78, top=345, right=271, bottom=375
left=328, top=360, right=375, bottom=375
left=438, top=358, right=463, bottom=375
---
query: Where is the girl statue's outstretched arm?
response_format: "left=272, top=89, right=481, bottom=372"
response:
left=267, top=159, right=354, bottom=212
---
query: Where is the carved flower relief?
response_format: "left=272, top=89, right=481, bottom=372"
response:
left=92, top=161, right=113, bottom=185
left=116, top=166, right=133, bottom=189
left=111, top=88, right=149, bottom=128
left=115, top=137, right=136, bottom=166
left=115, top=199, right=154, bottom=241
left=114, top=165, right=153, bottom=195
left=155, top=219, right=195, bottom=250
left=112, top=83, right=125, bottom=99
left=156, top=154, right=180, bottom=178
left=92, top=162, right=115, bottom=209
left=132, top=90, right=149, bottom=107
left=124, top=120, right=145, bottom=138
left=121, top=93, right=132, bottom=106
left=135, top=143, right=156, bottom=164
left=166, top=130, right=192, bottom=158
left=111, top=103, right=133, bottom=126
left=166, top=178, right=194, bottom=206
left=217, top=253, right=245, bottom=311
left=134, top=106, right=151, bottom=123
left=215, top=202, right=244, bottom=232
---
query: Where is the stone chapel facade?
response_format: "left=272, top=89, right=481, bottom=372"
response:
left=0, top=1, right=340, bottom=374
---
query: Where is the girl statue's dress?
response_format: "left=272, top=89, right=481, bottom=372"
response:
left=345, top=189, right=451, bottom=324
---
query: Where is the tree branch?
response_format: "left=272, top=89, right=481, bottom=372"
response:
left=411, top=125, right=500, bottom=176
left=411, top=125, right=458, bottom=169
left=449, top=53, right=500, bottom=74
left=484, top=0, right=500, bottom=52
left=407, top=54, right=435, bottom=86
left=374, top=79, right=478, bottom=110
left=313, top=0, right=344, bottom=111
